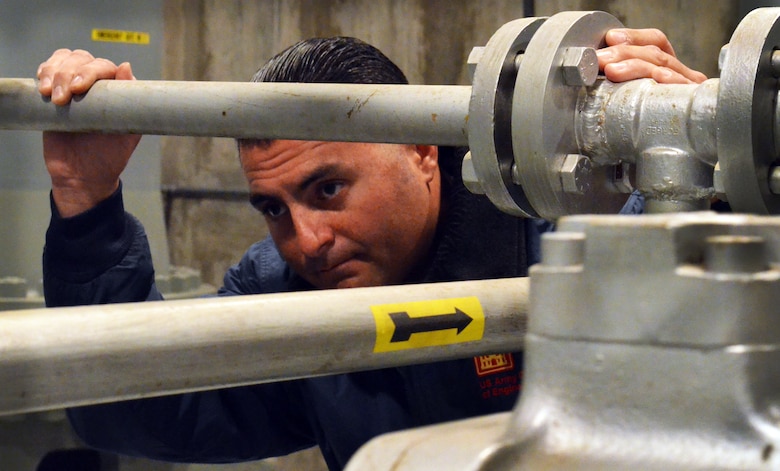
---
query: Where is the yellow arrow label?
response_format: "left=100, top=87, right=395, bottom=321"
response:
left=92, top=29, right=150, bottom=45
left=372, top=297, right=484, bottom=352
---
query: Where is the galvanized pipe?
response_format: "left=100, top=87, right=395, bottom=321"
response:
left=0, top=78, right=471, bottom=145
left=0, top=278, right=528, bottom=416
left=576, top=78, right=720, bottom=168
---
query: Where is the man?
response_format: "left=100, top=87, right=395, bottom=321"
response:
left=38, top=31, right=705, bottom=470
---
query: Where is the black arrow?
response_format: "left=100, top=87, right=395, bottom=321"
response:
left=388, top=308, right=473, bottom=343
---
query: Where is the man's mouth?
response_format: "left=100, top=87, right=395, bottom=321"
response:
left=319, top=258, right=350, bottom=273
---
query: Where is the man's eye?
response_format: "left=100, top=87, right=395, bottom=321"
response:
left=319, top=182, right=345, bottom=199
left=261, top=202, right=288, bottom=219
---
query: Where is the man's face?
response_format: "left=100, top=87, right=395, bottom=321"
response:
left=240, top=140, right=441, bottom=289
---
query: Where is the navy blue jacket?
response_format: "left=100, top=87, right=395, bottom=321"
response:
left=43, top=153, right=543, bottom=470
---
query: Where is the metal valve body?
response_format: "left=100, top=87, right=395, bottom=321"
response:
left=466, top=8, right=780, bottom=219
left=493, top=212, right=780, bottom=470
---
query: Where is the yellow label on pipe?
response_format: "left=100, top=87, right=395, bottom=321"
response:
left=372, top=297, right=484, bottom=352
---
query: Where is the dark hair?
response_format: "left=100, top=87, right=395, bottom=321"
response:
left=238, top=37, right=408, bottom=149
left=251, top=36, right=408, bottom=85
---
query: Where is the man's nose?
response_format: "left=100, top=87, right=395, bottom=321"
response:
left=292, top=210, right=335, bottom=258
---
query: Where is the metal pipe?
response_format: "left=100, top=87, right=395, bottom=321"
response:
left=0, top=278, right=528, bottom=416
left=0, top=78, right=471, bottom=146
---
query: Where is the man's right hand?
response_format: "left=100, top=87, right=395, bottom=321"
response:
left=37, top=49, right=141, bottom=217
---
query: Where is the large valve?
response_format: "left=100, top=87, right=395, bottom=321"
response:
left=465, top=8, right=780, bottom=218
left=466, top=11, right=627, bottom=218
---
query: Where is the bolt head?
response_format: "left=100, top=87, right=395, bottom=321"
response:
left=561, top=47, right=598, bottom=87
left=560, top=154, right=593, bottom=194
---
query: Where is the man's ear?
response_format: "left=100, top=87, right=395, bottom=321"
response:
left=415, top=145, right=439, bottom=182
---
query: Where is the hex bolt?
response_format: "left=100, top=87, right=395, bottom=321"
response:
left=560, top=154, right=593, bottom=194
left=461, top=151, right=486, bottom=195
left=705, top=235, right=767, bottom=274
left=467, top=47, right=485, bottom=82
left=561, top=47, right=598, bottom=87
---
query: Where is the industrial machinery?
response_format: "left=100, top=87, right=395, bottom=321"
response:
left=2, top=6, right=780, bottom=471
left=347, top=8, right=780, bottom=470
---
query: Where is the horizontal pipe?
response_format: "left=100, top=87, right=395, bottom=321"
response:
left=0, top=278, right=528, bottom=416
left=0, top=78, right=471, bottom=146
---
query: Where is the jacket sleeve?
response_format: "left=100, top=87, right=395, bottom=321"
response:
left=43, top=184, right=162, bottom=306
left=46, top=187, right=317, bottom=462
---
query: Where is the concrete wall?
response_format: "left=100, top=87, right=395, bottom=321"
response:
left=159, top=1, right=741, bottom=470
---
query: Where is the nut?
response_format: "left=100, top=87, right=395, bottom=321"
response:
left=561, top=47, right=598, bottom=87
left=560, top=154, right=593, bottom=194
